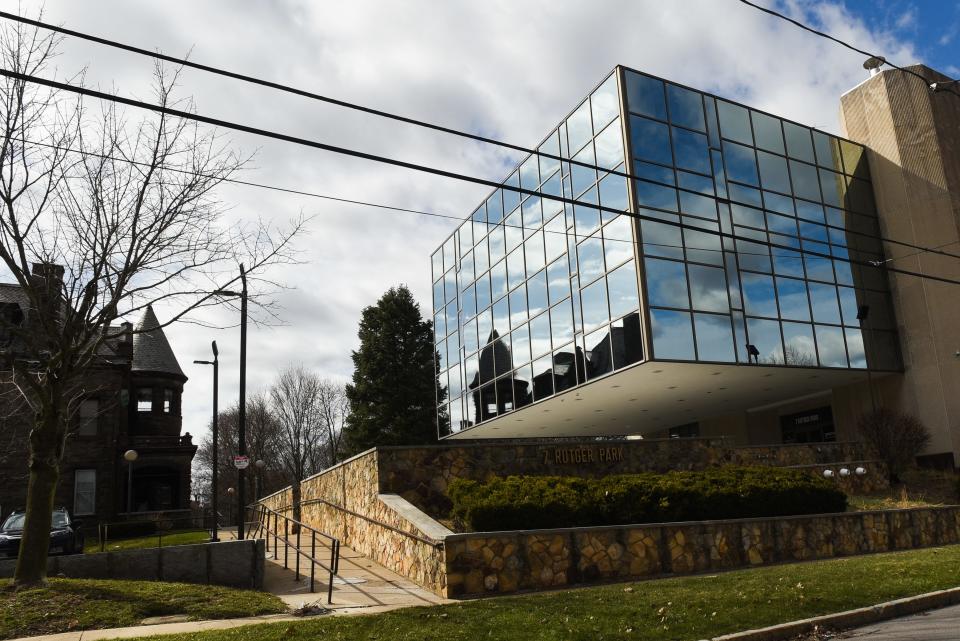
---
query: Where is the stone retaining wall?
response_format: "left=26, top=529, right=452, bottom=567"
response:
left=258, top=450, right=449, bottom=594
left=443, top=506, right=960, bottom=597
left=0, top=539, right=264, bottom=588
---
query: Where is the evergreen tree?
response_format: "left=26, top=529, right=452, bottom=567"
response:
left=342, top=285, right=446, bottom=455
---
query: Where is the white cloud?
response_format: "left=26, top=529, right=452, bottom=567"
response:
left=0, top=0, right=924, bottom=443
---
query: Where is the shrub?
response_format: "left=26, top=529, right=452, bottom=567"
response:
left=447, top=466, right=847, bottom=532
left=856, top=408, right=931, bottom=483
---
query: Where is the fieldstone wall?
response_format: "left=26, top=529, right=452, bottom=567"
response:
left=444, top=506, right=960, bottom=597
left=258, top=450, right=448, bottom=594
left=375, top=439, right=886, bottom=516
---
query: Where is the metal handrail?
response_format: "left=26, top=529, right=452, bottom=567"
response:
left=96, top=513, right=219, bottom=553
left=252, top=504, right=340, bottom=604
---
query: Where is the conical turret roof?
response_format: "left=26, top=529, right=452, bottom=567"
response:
left=131, top=305, right=185, bottom=379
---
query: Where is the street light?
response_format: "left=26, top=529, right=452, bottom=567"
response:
left=193, top=340, right=220, bottom=542
left=123, top=449, right=138, bottom=513
left=214, top=264, right=248, bottom=541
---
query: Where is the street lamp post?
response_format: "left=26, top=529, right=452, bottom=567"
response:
left=123, top=449, right=138, bottom=513
left=254, top=459, right=265, bottom=500
left=193, top=340, right=220, bottom=542
left=214, top=264, right=248, bottom=541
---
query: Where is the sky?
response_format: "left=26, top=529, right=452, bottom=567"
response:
left=0, top=0, right=953, bottom=448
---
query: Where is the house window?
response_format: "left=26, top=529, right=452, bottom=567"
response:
left=78, top=399, right=98, bottom=436
left=163, top=389, right=173, bottom=414
left=137, top=388, right=153, bottom=413
left=74, top=469, right=96, bottom=515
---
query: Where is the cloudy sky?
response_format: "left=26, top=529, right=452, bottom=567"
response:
left=0, top=0, right=956, bottom=445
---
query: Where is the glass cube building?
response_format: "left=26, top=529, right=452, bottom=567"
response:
left=431, top=66, right=900, bottom=439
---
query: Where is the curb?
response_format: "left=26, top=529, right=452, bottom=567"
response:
left=709, top=586, right=960, bottom=640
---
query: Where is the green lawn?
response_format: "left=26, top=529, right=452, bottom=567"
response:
left=85, top=529, right=213, bottom=554
left=135, top=544, right=960, bottom=641
left=0, top=578, right=287, bottom=639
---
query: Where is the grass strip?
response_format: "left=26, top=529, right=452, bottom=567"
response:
left=84, top=529, right=213, bottom=553
left=0, top=578, right=286, bottom=639
left=134, top=544, right=960, bottom=641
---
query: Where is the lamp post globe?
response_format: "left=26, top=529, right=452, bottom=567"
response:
left=123, top=449, right=138, bottom=513
left=124, top=449, right=138, bottom=462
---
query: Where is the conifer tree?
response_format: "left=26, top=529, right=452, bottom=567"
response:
left=342, top=285, right=446, bottom=455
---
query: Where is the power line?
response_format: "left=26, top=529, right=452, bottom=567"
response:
left=735, top=0, right=960, bottom=100
left=4, top=67, right=960, bottom=290
left=3, top=11, right=960, bottom=266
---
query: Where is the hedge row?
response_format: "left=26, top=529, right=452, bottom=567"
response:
left=447, top=466, right=847, bottom=531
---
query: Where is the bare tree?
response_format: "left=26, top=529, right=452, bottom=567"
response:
left=268, top=366, right=329, bottom=523
left=315, top=379, right=348, bottom=469
left=0, top=19, right=303, bottom=586
left=856, top=408, right=931, bottom=484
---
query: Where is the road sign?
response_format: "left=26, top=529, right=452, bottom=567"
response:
left=233, top=455, right=250, bottom=470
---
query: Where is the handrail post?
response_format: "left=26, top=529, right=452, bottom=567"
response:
left=283, top=517, right=289, bottom=569
left=295, top=523, right=301, bottom=581
left=327, top=540, right=336, bottom=604
left=310, top=531, right=316, bottom=593
left=273, top=511, right=278, bottom=560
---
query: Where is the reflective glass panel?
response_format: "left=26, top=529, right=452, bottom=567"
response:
left=783, top=121, right=815, bottom=163
left=672, top=127, right=710, bottom=175
left=571, top=143, right=598, bottom=197
left=757, top=150, right=791, bottom=194
left=490, top=259, right=508, bottom=300
left=782, top=321, right=817, bottom=366
left=716, top=100, right=753, bottom=144
left=547, top=257, right=570, bottom=304
left=525, top=231, right=546, bottom=275
left=694, top=313, right=736, bottom=362
left=519, top=155, right=539, bottom=191
left=688, top=264, right=729, bottom=312
left=816, top=324, right=847, bottom=367
left=651, top=309, right=695, bottom=360
left=567, top=100, right=593, bottom=155
left=789, top=161, right=821, bottom=201
left=530, top=312, right=552, bottom=358
left=641, top=220, right=683, bottom=259
left=607, top=261, right=639, bottom=319
left=594, top=119, right=625, bottom=169
left=603, top=217, right=634, bottom=268
left=580, top=277, right=610, bottom=331
left=645, top=258, right=689, bottom=309
left=741, top=272, right=778, bottom=317
left=751, top=111, right=784, bottom=154
left=599, top=172, right=629, bottom=212
left=508, top=284, right=527, bottom=327
left=624, top=71, right=667, bottom=120
left=585, top=327, right=613, bottom=378
left=507, top=248, right=525, bottom=290
left=724, top=141, right=759, bottom=186
left=578, top=235, right=605, bottom=285
left=591, top=74, right=619, bottom=131
left=550, top=304, right=575, bottom=347
left=511, top=324, right=531, bottom=365
left=845, top=328, right=866, bottom=368
left=775, top=276, right=810, bottom=321
left=809, top=283, right=841, bottom=323
left=630, top=116, right=673, bottom=165
left=527, top=269, right=548, bottom=317
left=684, top=228, right=723, bottom=266
left=746, top=317, right=783, bottom=364
left=668, top=84, right=705, bottom=131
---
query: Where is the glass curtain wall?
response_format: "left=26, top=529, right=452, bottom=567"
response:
left=622, top=68, right=900, bottom=372
left=431, top=72, right=643, bottom=435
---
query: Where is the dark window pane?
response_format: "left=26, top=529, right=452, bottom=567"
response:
left=717, top=100, right=753, bottom=144
left=668, top=84, right=705, bottom=131
left=741, top=272, right=778, bottom=317
left=532, top=354, right=554, bottom=401
left=624, top=71, right=667, bottom=120
left=645, top=258, right=689, bottom=309
left=757, top=150, right=791, bottom=194
left=782, top=321, right=817, bottom=366
left=630, top=115, right=673, bottom=165
left=611, top=313, right=644, bottom=368
left=585, top=326, right=613, bottom=378
left=775, top=277, right=810, bottom=321
left=651, top=309, right=695, bottom=360
left=694, top=313, right=735, bottom=362
left=724, top=141, right=759, bottom=186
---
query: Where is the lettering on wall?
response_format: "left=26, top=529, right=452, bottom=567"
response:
left=541, top=446, right=625, bottom=465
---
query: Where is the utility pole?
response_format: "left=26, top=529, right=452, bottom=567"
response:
left=194, top=341, right=220, bottom=541
left=237, top=264, right=248, bottom=540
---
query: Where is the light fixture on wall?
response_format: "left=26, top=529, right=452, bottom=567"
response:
left=823, top=469, right=835, bottom=478
left=839, top=468, right=850, bottom=477
left=855, top=467, right=866, bottom=476
left=746, top=344, right=760, bottom=364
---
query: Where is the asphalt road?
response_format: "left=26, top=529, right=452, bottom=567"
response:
left=838, top=604, right=960, bottom=640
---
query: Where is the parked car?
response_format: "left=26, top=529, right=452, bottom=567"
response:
left=0, top=507, right=85, bottom=558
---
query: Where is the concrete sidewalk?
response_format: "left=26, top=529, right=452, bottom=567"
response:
left=838, top=603, right=960, bottom=639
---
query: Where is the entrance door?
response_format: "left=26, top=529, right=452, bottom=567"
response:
left=780, top=406, right=836, bottom=443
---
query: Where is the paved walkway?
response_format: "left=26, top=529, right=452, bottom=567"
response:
left=838, top=603, right=960, bottom=640
left=11, top=528, right=448, bottom=641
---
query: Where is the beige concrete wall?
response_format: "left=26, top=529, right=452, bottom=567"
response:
left=840, top=65, right=960, bottom=466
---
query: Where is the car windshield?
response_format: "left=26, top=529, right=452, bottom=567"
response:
left=2, top=512, right=69, bottom=531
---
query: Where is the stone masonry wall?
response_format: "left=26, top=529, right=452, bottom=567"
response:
left=258, top=450, right=447, bottom=594
left=376, top=439, right=886, bottom=517
left=444, top=506, right=960, bottom=597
